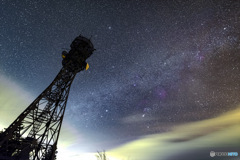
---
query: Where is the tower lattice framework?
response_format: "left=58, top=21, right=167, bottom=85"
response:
left=0, top=35, right=95, bottom=160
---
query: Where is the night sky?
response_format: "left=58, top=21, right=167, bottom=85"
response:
left=1, top=0, right=240, bottom=159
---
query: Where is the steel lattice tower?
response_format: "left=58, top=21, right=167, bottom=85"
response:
left=0, top=35, right=95, bottom=160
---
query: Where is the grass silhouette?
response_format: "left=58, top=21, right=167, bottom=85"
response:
left=95, top=150, right=108, bottom=160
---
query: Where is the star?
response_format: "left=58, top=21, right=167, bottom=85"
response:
left=0, top=0, right=240, bottom=159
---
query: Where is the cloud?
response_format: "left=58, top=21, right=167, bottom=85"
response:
left=0, top=74, right=33, bottom=129
left=121, top=113, right=156, bottom=124
left=108, top=106, right=240, bottom=160
left=169, top=107, right=240, bottom=143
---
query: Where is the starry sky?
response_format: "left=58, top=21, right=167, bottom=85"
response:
left=0, top=0, right=240, bottom=159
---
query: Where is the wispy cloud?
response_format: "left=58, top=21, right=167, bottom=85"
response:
left=121, top=113, right=156, bottom=124
left=0, top=74, right=33, bottom=129
left=108, top=107, right=240, bottom=160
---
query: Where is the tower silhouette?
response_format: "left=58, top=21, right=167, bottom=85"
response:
left=0, top=35, right=95, bottom=160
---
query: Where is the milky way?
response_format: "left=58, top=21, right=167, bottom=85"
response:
left=0, top=0, right=240, bottom=152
